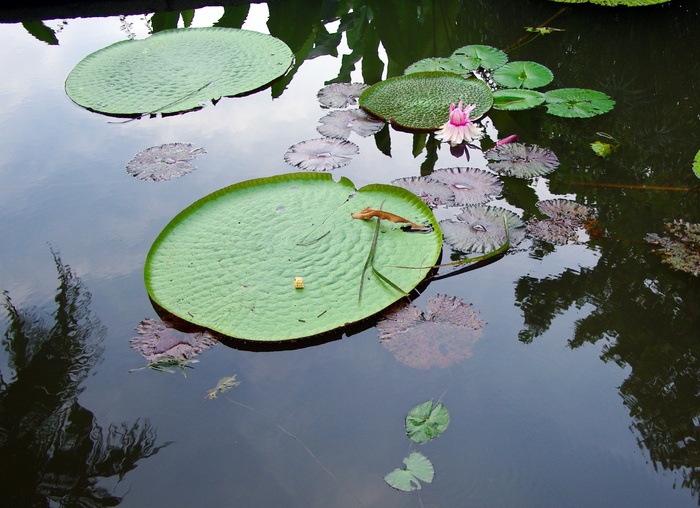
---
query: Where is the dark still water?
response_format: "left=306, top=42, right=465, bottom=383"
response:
left=1, top=1, right=699, bottom=506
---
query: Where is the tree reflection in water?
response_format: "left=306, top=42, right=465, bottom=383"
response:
left=0, top=249, right=170, bottom=506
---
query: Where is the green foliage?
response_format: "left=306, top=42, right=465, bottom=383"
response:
left=451, top=44, right=508, bottom=70
left=548, top=0, right=670, bottom=5
left=493, top=61, right=554, bottom=89
left=544, top=88, right=616, bottom=118
left=693, top=149, right=700, bottom=179
left=493, top=89, right=546, bottom=110
left=406, top=401, right=450, bottom=443
left=384, top=452, right=435, bottom=491
left=207, top=375, right=240, bottom=399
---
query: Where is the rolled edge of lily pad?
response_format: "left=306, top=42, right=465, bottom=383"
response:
left=435, top=101, right=483, bottom=147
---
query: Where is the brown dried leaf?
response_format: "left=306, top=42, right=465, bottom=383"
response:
left=351, top=207, right=429, bottom=230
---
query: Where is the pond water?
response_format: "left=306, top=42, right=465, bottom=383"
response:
left=1, top=1, right=699, bottom=506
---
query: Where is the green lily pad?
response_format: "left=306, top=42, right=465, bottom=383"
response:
left=492, top=89, right=546, bottom=110
left=65, top=27, right=293, bottom=116
left=492, top=61, right=553, bottom=89
left=406, top=400, right=450, bottom=443
left=144, top=173, right=442, bottom=342
left=384, top=452, right=435, bottom=491
left=693, top=149, right=700, bottom=179
left=544, top=88, right=615, bottom=118
left=359, top=72, right=493, bottom=130
left=404, top=57, right=472, bottom=78
left=549, top=0, right=669, bottom=5
left=451, top=44, right=508, bottom=70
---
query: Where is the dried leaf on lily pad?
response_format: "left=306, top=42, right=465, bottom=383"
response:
left=391, top=176, right=455, bottom=208
left=428, top=167, right=502, bottom=206
left=485, top=142, right=559, bottom=178
left=646, top=220, right=700, bottom=277
left=283, top=137, right=359, bottom=171
left=316, top=109, right=385, bottom=139
left=317, top=82, right=368, bottom=108
left=441, top=205, right=525, bottom=253
left=130, top=318, right=218, bottom=363
left=385, top=452, right=434, bottom=491
left=126, top=142, right=206, bottom=181
left=378, top=294, right=485, bottom=370
left=526, top=199, right=597, bottom=245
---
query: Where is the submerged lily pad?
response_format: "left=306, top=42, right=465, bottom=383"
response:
left=544, top=88, right=615, bottom=118
left=451, top=44, right=508, bottom=70
left=492, top=89, right=546, bottom=110
left=378, top=294, right=485, bottom=369
left=65, top=28, right=293, bottom=116
left=428, top=167, right=502, bottom=206
left=406, top=400, right=450, bottom=443
left=145, top=173, right=442, bottom=342
left=283, top=137, right=359, bottom=171
left=316, top=82, right=369, bottom=108
left=485, top=142, right=560, bottom=178
left=440, top=206, right=525, bottom=253
left=126, top=143, right=206, bottom=181
left=646, top=220, right=700, bottom=277
left=390, top=176, right=456, bottom=208
left=384, top=452, right=434, bottom=491
left=493, top=61, right=553, bottom=89
left=359, top=72, right=493, bottom=130
left=316, top=109, right=385, bottom=139
left=129, top=318, right=218, bottom=363
left=526, top=199, right=597, bottom=245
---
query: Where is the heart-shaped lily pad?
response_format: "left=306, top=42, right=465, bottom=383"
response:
left=145, top=173, right=442, bottom=342
left=359, top=71, right=493, bottom=130
left=544, top=88, right=615, bottom=118
left=492, top=89, right=546, bottom=111
left=65, top=28, right=293, bottom=116
left=492, top=61, right=553, bottom=89
left=451, top=44, right=508, bottom=70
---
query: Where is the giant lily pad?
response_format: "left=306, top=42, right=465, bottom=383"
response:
left=65, top=28, right=293, bottom=116
left=144, top=173, right=442, bottom=342
left=359, top=71, right=493, bottom=130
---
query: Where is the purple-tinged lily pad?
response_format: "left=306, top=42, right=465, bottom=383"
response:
left=390, top=176, right=455, bottom=208
left=485, top=142, right=559, bottom=178
left=646, top=220, right=700, bottom=277
left=525, top=199, right=597, bottom=245
left=129, top=318, right=218, bottom=363
left=317, top=82, right=369, bottom=108
left=283, top=137, right=359, bottom=171
left=316, top=109, right=385, bottom=139
left=440, top=205, right=525, bottom=253
left=378, top=294, right=485, bottom=370
left=428, top=167, right=502, bottom=206
left=126, top=142, right=206, bottom=181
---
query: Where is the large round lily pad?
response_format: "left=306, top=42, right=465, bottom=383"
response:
left=144, top=173, right=442, bottom=342
left=65, top=28, right=293, bottom=116
left=359, top=71, right=493, bottom=130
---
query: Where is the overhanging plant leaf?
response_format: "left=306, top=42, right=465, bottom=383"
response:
left=693, top=149, right=700, bottom=179
left=492, top=89, right=546, bottom=110
left=406, top=400, right=450, bottom=443
left=384, top=452, right=435, bottom=491
left=492, top=61, right=553, bottom=89
left=544, top=88, right=615, bottom=118
left=144, top=173, right=442, bottom=342
left=450, top=44, right=508, bottom=70
left=65, top=27, right=294, bottom=116
left=359, top=71, right=493, bottom=130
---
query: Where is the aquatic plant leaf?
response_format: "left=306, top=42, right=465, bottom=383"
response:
left=129, top=318, right=218, bottom=363
left=65, top=28, right=293, bottom=116
left=549, top=0, right=669, bottom=5
left=591, top=140, right=616, bottom=158
left=646, top=220, right=700, bottom=277
left=451, top=44, right=508, bottom=70
left=378, top=294, right=485, bottom=369
left=316, top=82, right=368, bottom=108
left=359, top=72, right=493, bottom=130
left=404, top=57, right=472, bottom=78
left=384, top=452, right=434, bottom=491
left=145, top=173, right=442, bottom=342
left=536, top=198, right=596, bottom=222
left=526, top=199, right=597, bottom=245
left=390, top=176, right=456, bottom=208
left=316, top=109, right=385, bottom=139
left=492, top=89, right=545, bottom=110
left=428, top=167, right=503, bottom=206
left=130, top=355, right=199, bottom=376
left=544, top=88, right=615, bottom=118
left=693, top=149, right=700, bottom=179
left=206, top=374, right=240, bottom=399
left=406, top=400, right=450, bottom=443
left=283, top=137, right=359, bottom=171
left=441, top=206, right=525, bottom=253
left=126, top=143, right=205, bottom=181
left=492, top=61, right=553, bottom=89
left=485, top=142, right=560, bottom=178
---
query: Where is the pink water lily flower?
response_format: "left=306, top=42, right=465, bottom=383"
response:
left=435, top=101, right=483, bottom=146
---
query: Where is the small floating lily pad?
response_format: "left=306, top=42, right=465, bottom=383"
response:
left=440, top=205, right=525, bottom=253
left=316, top=82, right=369, bottom=108
left=65, top=27, right=293, bottom=116
left=492, top=61, right=553, bottom=89
left=283, top=137, right=359, bottom=171
left=129, top=318, right=218, bottom=363
left=526, top=199, right=597, bottom=245
left=485, top=142, right=560, bottom=178
left=145, top=173, right=442, bottom=342
left=316, top=109, right=385, bottom=139
left=492, top=89, right=546, bottom=110
left=359, top=71, right=493, bottom=130
left=385, top=452, right=434, bottom=491
left=451, top=44, right=508, bottom=70
left=391, top=176, right=456, bottom=208
left=544, top=88, right=615, bottom=118
left=428, top=167, right=503, bottom=206
left=406, top=400, right=450, bottom=443
left=126, top=143, right=206, bottom=181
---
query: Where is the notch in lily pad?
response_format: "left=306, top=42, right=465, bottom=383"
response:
left=384, top=452, right=435, bottom=491
left=406, top=400, right=450, bottom=443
